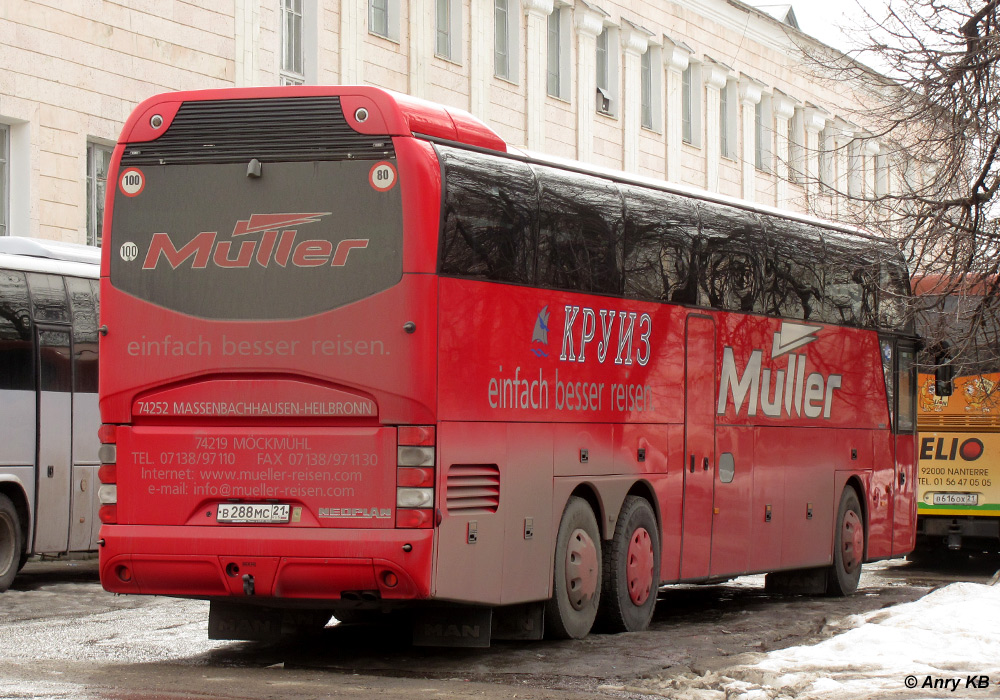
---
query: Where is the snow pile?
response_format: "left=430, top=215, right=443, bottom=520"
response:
left=641, top=581, right=1000, bottom=700
left=740, top=581, right=1000, bottom=698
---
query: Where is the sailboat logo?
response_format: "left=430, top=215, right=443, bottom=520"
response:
left=531, top=306, right=550, bottom=358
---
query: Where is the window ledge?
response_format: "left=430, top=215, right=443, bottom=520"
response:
left=434, top=53, right=463, bottom=67
left=369, top=30, right=401, bottom=45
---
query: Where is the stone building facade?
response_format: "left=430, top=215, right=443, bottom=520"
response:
left=0, top=0, right=900, bottom=245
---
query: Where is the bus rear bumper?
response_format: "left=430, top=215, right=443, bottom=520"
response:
left=916, top=515, right=1000, bottom=552
left=98, top=525, right=433, bottom=601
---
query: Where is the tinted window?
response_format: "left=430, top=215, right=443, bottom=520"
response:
left=757, top=216, right=826, bottom=321
left=534, top=165, right=623, bottom=295
left=822, top=239, right=879, bottom=327
left=439, top=146, right=537, bottom=284
left=622, top=186, right=698, bottom=304
left=0, top=269, right=34, bottom=391
left=27, top=273, right=69, bottom=323
left=698, top=203, right=764, bottom=312
left=67, top=276, right=98, bottom=393
left=897, top=345, right=916, bottom=433
left=110, top=160, right=404, bottom=321
left=38, top=329, right=72, bottom=393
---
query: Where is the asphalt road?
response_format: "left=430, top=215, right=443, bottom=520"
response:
left=0, top=554, right=997, bottom=700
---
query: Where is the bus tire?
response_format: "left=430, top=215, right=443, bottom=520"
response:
left=827, top=488, right=864, bottom=596
left=545, top=496, right=602, bottom=639
left=597, top=496, right=660, bottom=633
left=0, top=494, right=24, bottom=593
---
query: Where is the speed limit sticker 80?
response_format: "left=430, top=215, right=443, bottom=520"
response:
left=369, top=162, right=398, bottom=192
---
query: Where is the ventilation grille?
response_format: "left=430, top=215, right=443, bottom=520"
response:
left=919, top=416, right=1000, bottom=429
left=121, top=96, right=394, bottom=165
left=446, top=464, right=500, bottom=513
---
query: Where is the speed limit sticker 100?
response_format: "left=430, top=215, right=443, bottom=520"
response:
left=120, top=168, right=145, bottom=197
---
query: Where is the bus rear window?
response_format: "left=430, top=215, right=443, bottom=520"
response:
left=109, top=159, right=403, bottom=320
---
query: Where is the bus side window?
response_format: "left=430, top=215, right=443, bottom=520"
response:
left=438, top=146, right=537, bottom=285
left=621, top=186, right=698, bottom=304
left=67, top=277, right=99, bottom=394
left=897, top=344, right=916, bottom=433
left=535, top=166, right=624, bottom=295
left=0, top=269, right=33, bottom=392
left=757, top=216, right=825, bottom=321
left=697, top=203, right=764, bottom=313
left=878, top=264, right=910, bottom=331
left=26, top=273, right=70, bottom=323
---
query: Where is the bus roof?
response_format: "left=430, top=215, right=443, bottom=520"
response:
left=0, top=237, right=100, bottom=277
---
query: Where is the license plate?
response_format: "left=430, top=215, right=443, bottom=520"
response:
left=933, top=493, right=978, bottom=506
left=217, top=503, right=290, bottom=523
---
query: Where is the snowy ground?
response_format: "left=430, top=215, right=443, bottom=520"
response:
left=636, top=577, right=1000, bottom=700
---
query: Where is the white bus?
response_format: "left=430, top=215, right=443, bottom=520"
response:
left=0, top=237, right=101, bottom=591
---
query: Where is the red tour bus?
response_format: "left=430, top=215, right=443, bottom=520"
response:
left=97, top=86, right=918, bottom=646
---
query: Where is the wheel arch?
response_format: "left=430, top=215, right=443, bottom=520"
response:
left=566, top=483, right=603, bottom=534
left=843, top=475, right=868, bottom=560
left=0, top=480, right=30, bottom=555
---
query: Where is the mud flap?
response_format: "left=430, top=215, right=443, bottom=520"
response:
left=764, top=567, right=828, bottom=595
left=208, top=602, right=331, bottom=640
left=491, top=602, right=545, bottom=641
left=411, top=606, right=493, bottom=647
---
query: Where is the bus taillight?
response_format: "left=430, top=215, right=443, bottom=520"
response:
left=396, top=426, right=435, bottom=528
left=98, top=424, right=118, bottom=524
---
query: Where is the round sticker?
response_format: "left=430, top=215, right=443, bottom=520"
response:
left=369, top=162, right=398, bottom=192
left=120, top=242, right=139, bottom=262
left=119, top=168, right=145, bottom=197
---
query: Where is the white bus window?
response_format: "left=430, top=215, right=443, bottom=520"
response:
left=27, top=273, right=69, bottom=324
left=0, top=269, right=32, bottom=391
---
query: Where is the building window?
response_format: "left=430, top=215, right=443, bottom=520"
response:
left=875, top=152, right=889, bottom=197
left=720, top=79, right=737, bottom=159
left=86, top=142, right=112, bottom=247
left=370, top=0, right=399, bottom=41
left=371, top=0, right=388, bottom=37
left=682, top=62, right=702, bottom=147
left=435, top=0, right=461, bottom=61
left=280, top=0, right=304, bottom=85
left=547, top=7, right=570, bottom=99
left=370, top=0, right=401, bottom=41
left=436, top=0, right=450, bottom=57
left=788, top=108, right=804, bottom=183
left=818, top=125, right=834, bottom=188
left=848, top=139, right=863, bottom=197
left=640, top=44, right=662, bottom=132
left=0, top=125, right=7, bottom=237
left=641, top=49, right=652, bottom=128
left=495, top=0, right=518, bottom=81
left=755, top=94, right=772, bottom=173
left=595, top=26, right=619, bottom=116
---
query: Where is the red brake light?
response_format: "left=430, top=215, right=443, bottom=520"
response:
left=99, top=504, right=118, bottom=524
left=398, top=426, right=435, bottom=446
left=98, top=463, right=117, bottom=484
left=98, top=424, right=117, bottom=444
left=395, top=508, right=434, bottom=528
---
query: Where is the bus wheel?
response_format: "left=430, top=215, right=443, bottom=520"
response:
left=545, top=496, right=602, bottom=639
left=827, top=488, right=864, bottom=596
left=598, top=496, right=660, bottom=633
left=0, top=494, right=24, bottom=593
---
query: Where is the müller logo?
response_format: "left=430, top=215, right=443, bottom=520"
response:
left=717, top=322, right=843, bottom=419
left=133, top=213, right=370, bottom=270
